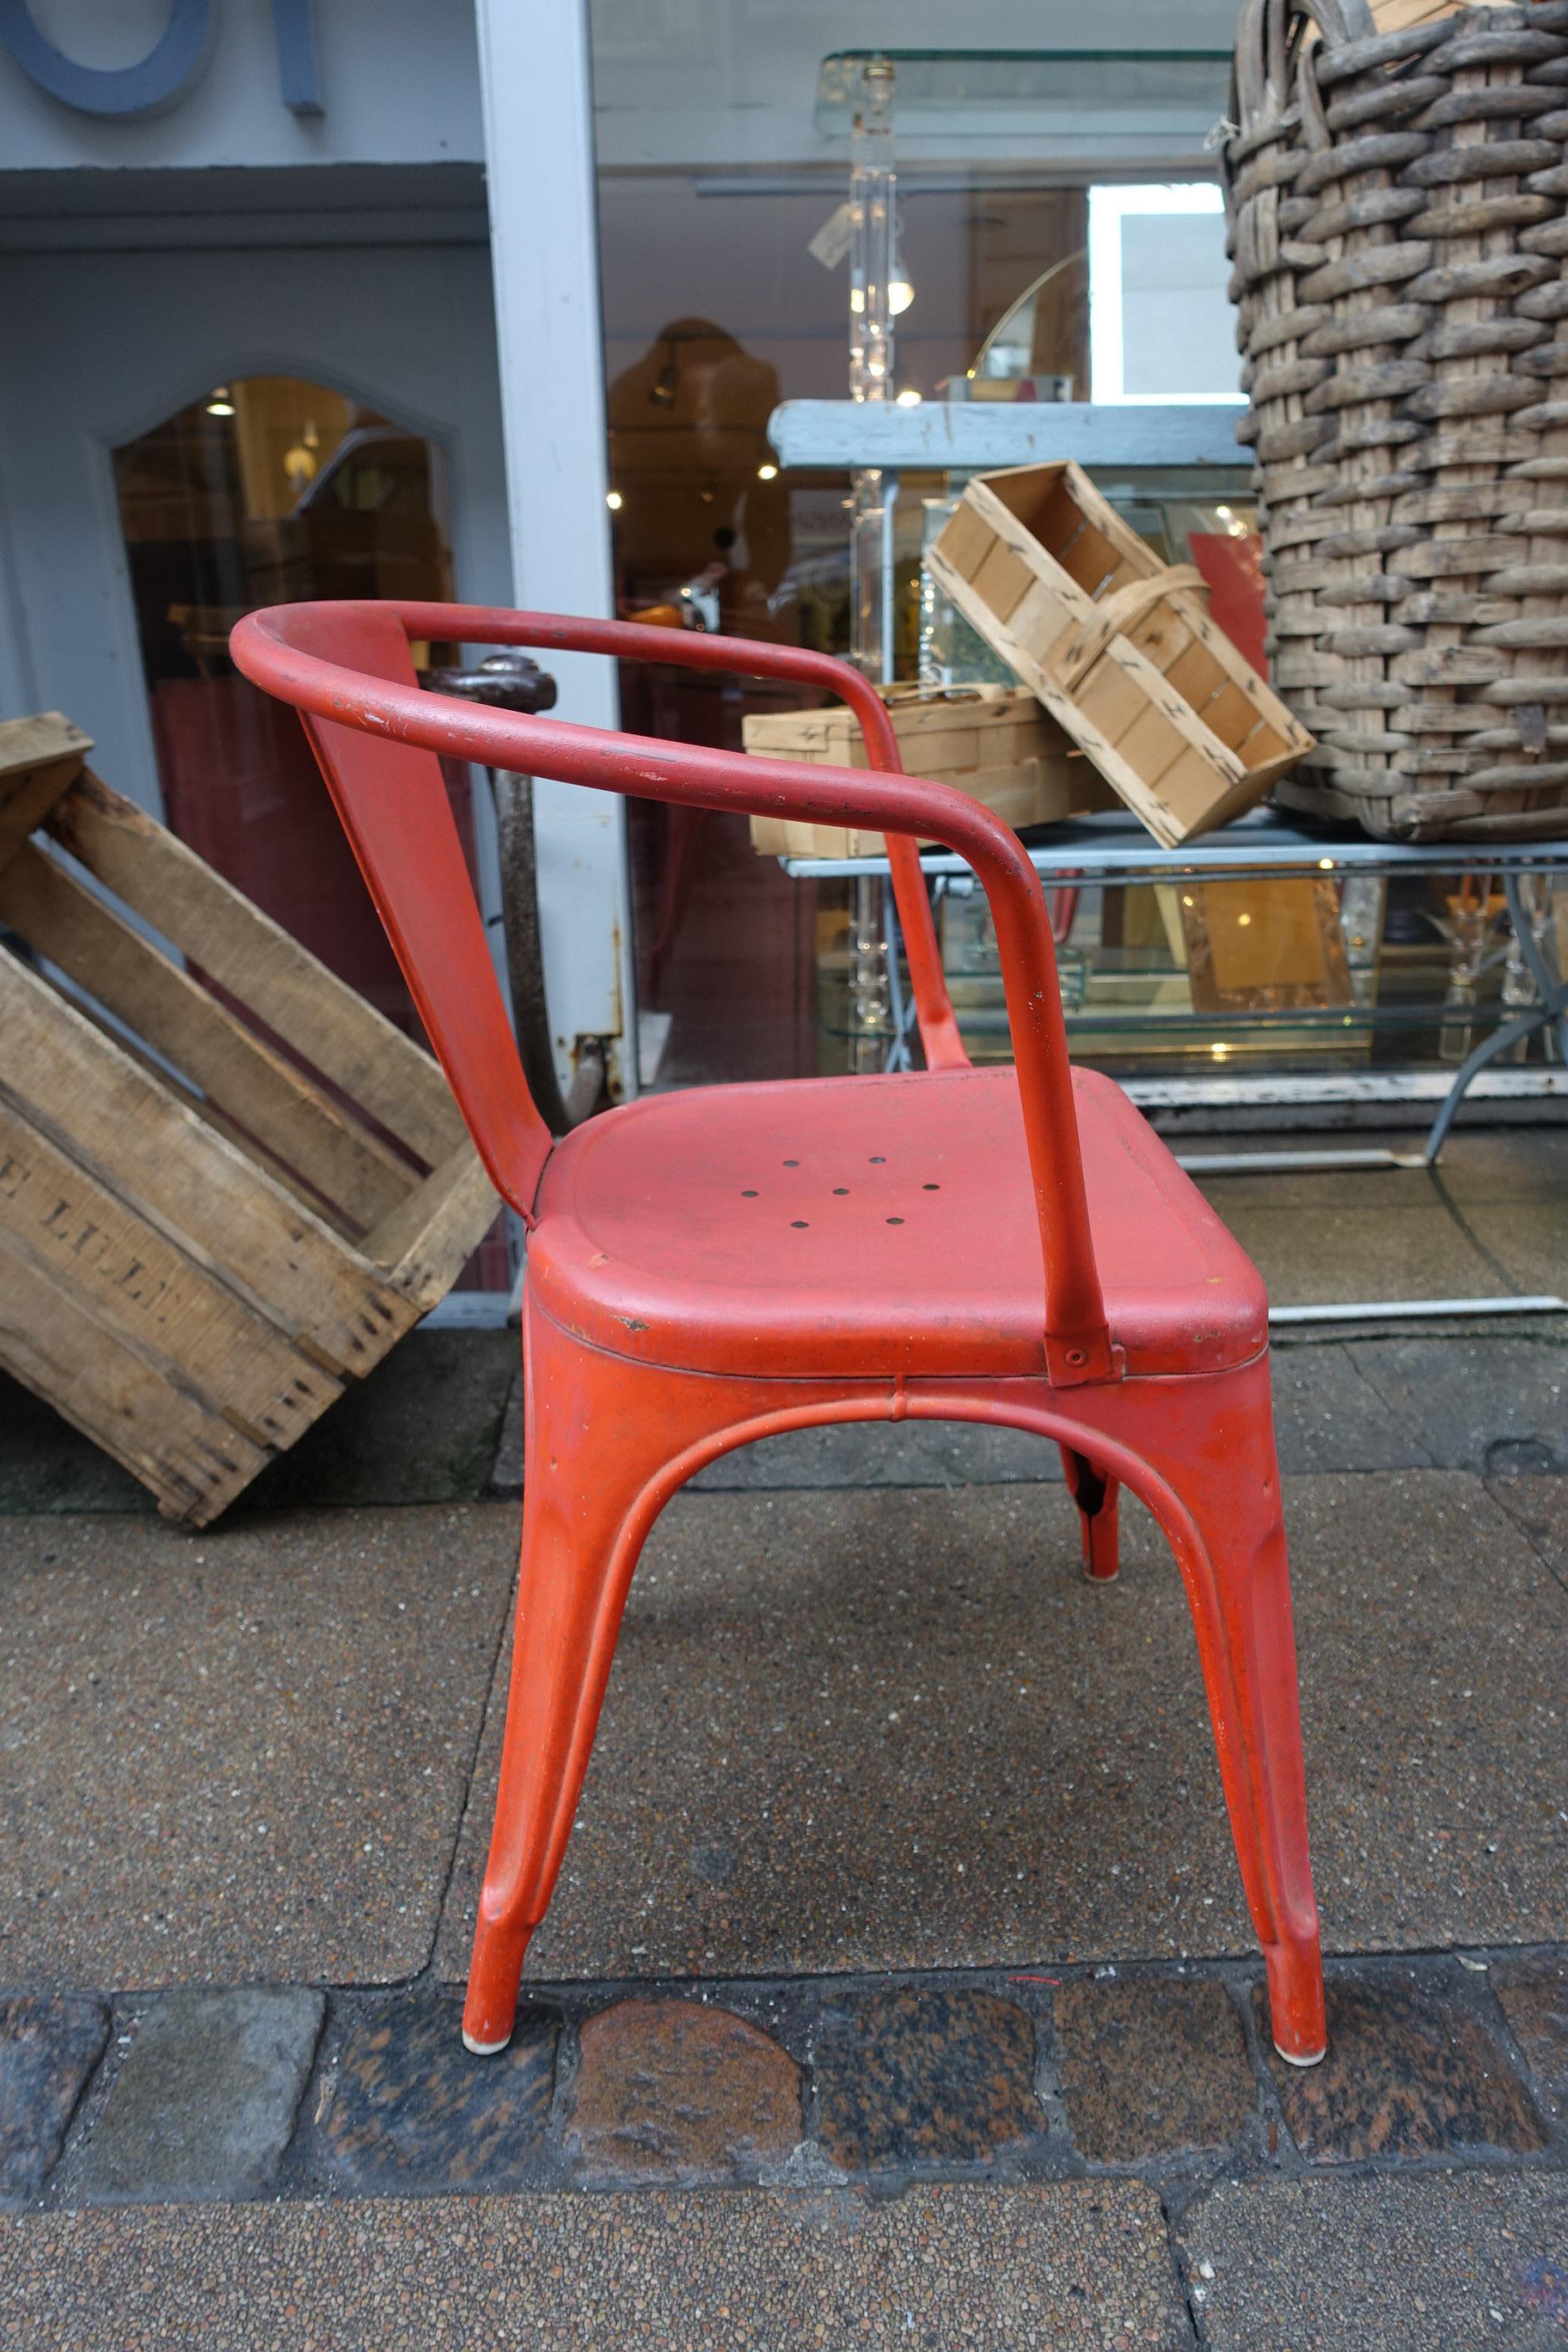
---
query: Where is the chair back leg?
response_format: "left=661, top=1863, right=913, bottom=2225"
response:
left=1059, top=1444, right=1121, bottom=1583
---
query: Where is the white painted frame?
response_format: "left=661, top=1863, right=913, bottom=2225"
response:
left=474, top=0, right=639, bottom=1104
left=1087, top=181, right=1243, bottom=407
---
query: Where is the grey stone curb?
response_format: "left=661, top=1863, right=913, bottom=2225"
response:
left=3, top=1946, right=1561, bottom=2217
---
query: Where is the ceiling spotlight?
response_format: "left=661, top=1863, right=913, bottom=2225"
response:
left=895, top=388, right=922, bottom=407
left=605, top=490, right=624, bottom=511
left=756, top=462, right=779, bottom=481
left=206, top=388, right=235, bottom=417
left=888, top=275, right=914, bottom=315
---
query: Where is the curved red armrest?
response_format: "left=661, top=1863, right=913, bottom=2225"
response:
left=232, top=601, right=1112, bottom=1381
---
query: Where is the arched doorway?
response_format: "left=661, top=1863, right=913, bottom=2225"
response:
left=112, top=371, right=469, bottom=1026
left=111, top=370, right=508, bottom=1286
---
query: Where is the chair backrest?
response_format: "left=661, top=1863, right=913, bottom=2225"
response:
left=234, top=597, right=1112, bottom=1379
left=275, top=602, right=554, bottom=1216
left=233, top=599, right=971, bottom=1217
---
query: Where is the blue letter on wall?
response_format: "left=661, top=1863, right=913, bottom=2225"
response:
left=0, top=0, right=321, bottom=119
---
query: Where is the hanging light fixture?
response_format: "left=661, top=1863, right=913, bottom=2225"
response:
left=205, top=387, right=235, bottom=417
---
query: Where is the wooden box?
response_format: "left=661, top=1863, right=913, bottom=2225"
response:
left=926, top=462, right=1314, bottom=848
left=0, top=714, right=500, bottom=1528
left=742, top=682, right=1118, bottom=857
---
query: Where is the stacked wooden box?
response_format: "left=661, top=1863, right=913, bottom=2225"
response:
left=742, top=681, right=1117, bottom=856
left=927, top=462, right=1314, bottom=847
left=0, top=714, right=499, bottom=1528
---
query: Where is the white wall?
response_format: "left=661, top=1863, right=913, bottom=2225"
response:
left=0, top=0, right=483, bottom=170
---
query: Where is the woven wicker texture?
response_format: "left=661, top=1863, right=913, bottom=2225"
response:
left=1224, top=0, right=1568, bottom=837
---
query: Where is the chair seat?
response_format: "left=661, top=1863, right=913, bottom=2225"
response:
left=527, top=1064, right=1267, bottom=1381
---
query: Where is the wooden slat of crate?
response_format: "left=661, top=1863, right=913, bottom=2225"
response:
left=0, top=951, right=413, bottom=1376
left=363, top=1140, right=506, bottom=1313
left=0, top=1099, right=344, bottom=1447
left=927, top=461, right=1314, bottom=847
left=0, top=712, right=94, bottom=869
left=0, top=714, right=501, bottom=1526
left=47, top=773, right=464, bottom=1169
left=0, top=842, right=416, bottom=1232
left=0, top=1235, right=272, bottom=1522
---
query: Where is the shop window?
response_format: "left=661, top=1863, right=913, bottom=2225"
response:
left=112, top=375, right=507, bottom=1285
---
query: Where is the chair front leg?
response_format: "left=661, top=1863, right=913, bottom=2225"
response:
left=462, top=1313, right=714, bottom=2054
left=1112, top=1357, right=1326, bottom=2065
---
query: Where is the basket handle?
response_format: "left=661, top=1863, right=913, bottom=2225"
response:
left=1050, top=565, right=1208, bottom=694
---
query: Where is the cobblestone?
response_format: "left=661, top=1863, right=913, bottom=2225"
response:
left=320, top=1994, right=560, bottom=2192
left=1255, top=1970, right=1547, bottom=2163
left=72, top=1988, right=323, bottom=2205
left=811, top=1986, right=1039, bottom=2172
left=0, top=1995, right=107, bottom=2203
left=571, top=1997, right=801, bottom=2183
left=1055, top=1975, right=1254, bottom=2163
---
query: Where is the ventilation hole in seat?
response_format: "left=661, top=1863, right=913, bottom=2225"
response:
left=742, top=1189, right=759, bottom=1197
left=886, top=1216, right=903, bottom=1225
left=791, top=1219, right=809, bottom=1228
left=923, top=1182, right=940, bottom=1191
left=833, top=1187, right=848, bottom=1196
left=870, top=1155, right=885, bottom=1163
left=783, top=1158, right=799, bottom=1167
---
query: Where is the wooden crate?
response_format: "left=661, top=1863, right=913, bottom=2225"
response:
left=742, top=682, right=1118, bottom=857
left=926, top=462, right=1314, bottom=848
left=0, top=714, right=500, bottom=1528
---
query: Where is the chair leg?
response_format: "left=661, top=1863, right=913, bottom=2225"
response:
left=1084, top=1358, right=1326, bottom=2066
left=462, top=1320, right=690, bottom=2055
left=1060, top=1444, right=1120, bottom=1583
left=461, top=1315, right=846, bottom=2055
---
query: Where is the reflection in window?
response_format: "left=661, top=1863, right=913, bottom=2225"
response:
left=113, top=374, right=505, bottom=1284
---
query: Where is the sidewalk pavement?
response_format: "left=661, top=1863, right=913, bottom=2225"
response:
left=0, top=1127, right=1565, bottom=2349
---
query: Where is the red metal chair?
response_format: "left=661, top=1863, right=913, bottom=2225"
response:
left=231, top=599, right=1327, bottom=2068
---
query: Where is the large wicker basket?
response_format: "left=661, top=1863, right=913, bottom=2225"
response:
left=1223, top=0, right=1568, bottom=838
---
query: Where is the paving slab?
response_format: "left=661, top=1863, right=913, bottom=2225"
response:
left=0, top=1507, right=514, bottom=1988
left=1346, top=1334, right=1568, bottom=1473
left=436, top=1471, right=1568, bottom=1983
left=240, top=1330, right=518, bottom=1514
left=1219, top=1199, right=1501, bottom=1308
left=1461, top=1197, right=1568, bottom=1301
left=0, top=2179, right=1191, bottom=2350
left=0, top=1997, right=107, bottom=2203
left=1179, top=2170, right=1568, bottom=2352
left=70, top=1988, right=324, bottom=2204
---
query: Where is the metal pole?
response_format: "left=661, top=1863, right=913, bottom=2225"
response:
left=845, top=56, right=897, bottom=1077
